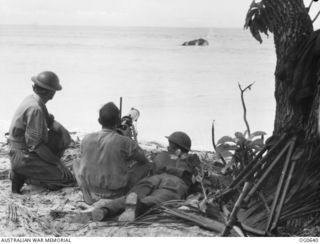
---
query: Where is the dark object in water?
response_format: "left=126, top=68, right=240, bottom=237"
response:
left=182, top=38, right=209, bottom=46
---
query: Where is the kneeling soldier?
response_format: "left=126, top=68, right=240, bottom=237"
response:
left=9, top=71, right=75, bottom=193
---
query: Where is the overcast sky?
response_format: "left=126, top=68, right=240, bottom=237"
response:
left=0, top=0, right=319, bottom=28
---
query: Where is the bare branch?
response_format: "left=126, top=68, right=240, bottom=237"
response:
left=307, top=0, right=314, bottom=13
left=239, top=81, right=256, bottom=93
left=312, top=9, right=320, bottom=23
left=211, top=120, right=217, bottom=150
left=212, top=120, right=227, bottom=165
left=238, top=82, right=255, bottom=136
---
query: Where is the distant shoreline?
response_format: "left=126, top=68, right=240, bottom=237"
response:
left=0, top=23, right=244, bottom=30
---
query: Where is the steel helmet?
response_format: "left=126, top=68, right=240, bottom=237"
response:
left=166, top=131, right=192, bottom=151
left=31, top=71, right=62, bottom=91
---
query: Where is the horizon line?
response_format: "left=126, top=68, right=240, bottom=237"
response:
left=0, top=23, right=246, bottom=30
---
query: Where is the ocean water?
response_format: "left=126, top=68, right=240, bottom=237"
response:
left=0, top=25, right=276, bottom=150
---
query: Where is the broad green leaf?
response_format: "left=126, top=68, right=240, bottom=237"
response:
left=252, top=145, right=263, bottom=151
left=217, top=136, right=235, bottom=145
left=235, top=132, right=245, bottom=139
left=250, top=138, right=265, bottom=148
left=217, top=144, right=238, bottom=151
left=195, top=175, right=203, bottom=182
left=249, top=131, right=267, bottom=139
left=216, top=147, right=234, bottom=158
left=221, top=158, right=235, bottom=174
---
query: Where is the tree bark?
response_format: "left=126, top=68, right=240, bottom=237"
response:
left=236, top=0, right=320, bottom=233
left=269, top=0, right=314, bottom=134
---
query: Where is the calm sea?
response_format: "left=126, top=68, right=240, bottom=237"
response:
left=0, top=25, right=276, bottom=150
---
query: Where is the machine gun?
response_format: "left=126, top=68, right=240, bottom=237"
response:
left=117, top=107, right=140, bottom=142
left=116, top=95, right=140, bottom=143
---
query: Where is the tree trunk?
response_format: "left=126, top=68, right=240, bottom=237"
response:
left=235, top=0, right=320, bottom=234
left=269, top=0, right=313, bottom=134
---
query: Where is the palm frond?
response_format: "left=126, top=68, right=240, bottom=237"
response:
left=244, top=0, right=272, bottom=43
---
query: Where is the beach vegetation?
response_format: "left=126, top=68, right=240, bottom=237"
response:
left=216, top=129, right=266, bottom=177
left=212, top=0, right=320, bottom=236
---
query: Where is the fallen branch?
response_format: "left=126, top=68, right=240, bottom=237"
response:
left=161, top=206, right=226, bottom=234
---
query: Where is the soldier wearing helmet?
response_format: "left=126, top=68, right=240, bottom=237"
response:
left=8, top=71, right=75, bottom=194
left=82, top=131, right=200, bottom=222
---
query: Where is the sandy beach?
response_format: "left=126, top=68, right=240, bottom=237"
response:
left=2, top=0, right=320, bottom=239
left=0, top=137, right=222, bottom=237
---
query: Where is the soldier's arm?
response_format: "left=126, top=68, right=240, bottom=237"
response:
left=125, top=138, right=150, bottom=165
left=34, top=144, right=61, bottom=165
left=34, top=144, right=73, bottom=180
left=25, top=108, right=64, bottom=166
left=49, top=120, right=72, bottom=148
left=131, top=146, right=150, bottom=165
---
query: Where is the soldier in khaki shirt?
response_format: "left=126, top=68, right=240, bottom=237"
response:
left=77, top=131, right=200, bottom=222
left=9, top=71, right=75, bottom=193
left=73, top=102, right=151, bottom=205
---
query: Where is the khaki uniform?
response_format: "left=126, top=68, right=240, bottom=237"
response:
left=101, top=151, right=200, bottom=216
left=73, top=129, right=150, bottom=201
left=9, top=94, right=74, bottom=190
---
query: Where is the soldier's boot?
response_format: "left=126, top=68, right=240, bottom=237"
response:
left=65, top=207, right=110, bottom=223
left=118, top=192, right=138, bottom=222
left=91, top=207, right=110, bottom=221
left=10, top=171, right=25, bottom=194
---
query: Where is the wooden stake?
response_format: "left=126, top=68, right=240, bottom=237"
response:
left=265, top=137, right=296, bottom=233
left=221, top=182, right=251, bottom=236
left=271, top=159, right=297, bottom=231
left=259, top=191, right=271, bottom=213
left=229, top=133, right=287, bottom=189
left=222, top=204, right=246, bottom=237
left=243, top=140, right=292, bottom=203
